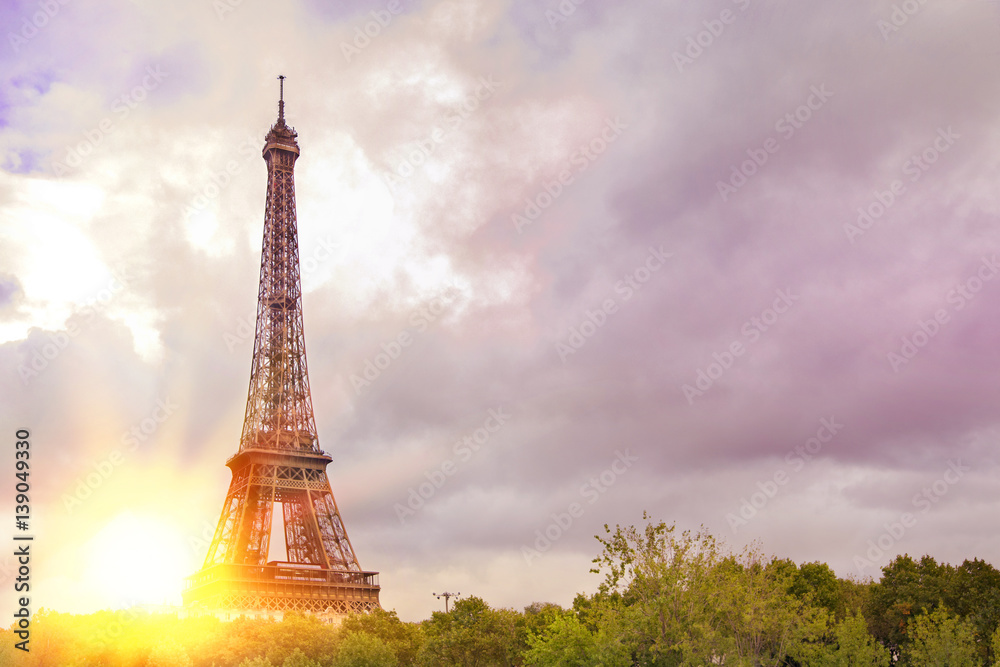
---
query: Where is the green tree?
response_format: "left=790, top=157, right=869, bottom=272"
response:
left=338, top=609, right=424, bottom=666
left=283, top=647, right=322, bottom=667
left=818, top=612, right=890, bottom=667
left=949, top=558, right=1000, bottom=665
left=789, top=561, right=843, bottom=618
left=334, top=631, right=398, bottom=667
left=518, top=603, right=564, bottom=649
left=260, top=612, right=339, bottom=665
left=905, top=606, right=978, bottom=667
left=146, top=637, right=194, bottom=667
left=416, top=597, right=523, bottom=666
left=836, top=574, right=875, bottom=620
left=590, top=516, right=722, bottom=663
left=589, top=514, right=828, bottom=666
left=707, top=551, right=828, bottom=666
left=523, top=611, right=629, bottom=667
left=992, top=625, right=1000, bottom=666
left=238, top=658, right=275, bottom=667
left=865, top=554, right=954, bottom=654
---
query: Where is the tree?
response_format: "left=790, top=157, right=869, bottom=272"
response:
left=334, top=631, right=398, bottom=667
left=589, top=516, right=722, bottom=663
left=588, top=514, right=828, bottom=666
left=818, top=612, right=890, bottom=667
left=239, top=658, right=275, bottom=667
left=865, top=554, right=954, bottom=654
left=523, top=611, right=630, bottom=667
left=789, top=561, right=843, bottom=618
left=416, top=596, right=523, bottom=666
left=0, top=630, right=17, bottom=667
left=905, top=606, right=978, bottom=667
left=949, top=558, right=1000, bottom=665
left=146, top=637, right=194, bottom=667
left=259, top=612, right=339, bottom=665
left=525, top=613, right=595, bottom=666
left=519, top=603, right=564, bottom=647
left=338, top=609, right=424, bottom=666
left=836, top=574, right=875, bottom=620
left=283, top=647, right=323, bottom=667
left=707, top=551, right=828, bottom=666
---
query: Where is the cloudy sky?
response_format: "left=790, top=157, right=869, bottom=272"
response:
left=3, top=0, right=1000, bottom=622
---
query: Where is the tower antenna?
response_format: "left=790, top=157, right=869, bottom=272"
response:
left=278, top=74, right=286, bottom=122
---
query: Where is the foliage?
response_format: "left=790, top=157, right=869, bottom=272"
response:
left=333, top=631, right=398, bottom=667
left=0, top=631, right=15, bottom=666
left=587, top=513, right=828, bottom=665
left=338, top=609, right=423, bottom=666
left=283, top=648, right=324, bottom=667
left=6, top=516, right=1000, bottom=667
left=259, top=612, right=340, bottom=665
left=522, top=610, right=629, bottom=667
left=588, top=515, right=721, bottom=663
left=11, top=609, right=341, bottom=667
left=148, top=637, right=195, bottom=667
left=835, top=574, right=875, bottom=621
left=238, top=659, right=274, bottom=667
left=517, top=602, right=564, bottom=651
left=905, top=605, right=979, bottom=666
left=817, top=612, right=891, bottom=666
left=416, top=596, right=523, bottom=666
left=788, top=560, right=843, bottom=618
left=949, top=558, right=1000, bottom=665
left=865, top=554, right=953, bottom=653
left=863, top=554, right=1000, bottom=664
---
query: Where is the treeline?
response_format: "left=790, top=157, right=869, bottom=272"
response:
left=4, top=515, right=1000, bottom=666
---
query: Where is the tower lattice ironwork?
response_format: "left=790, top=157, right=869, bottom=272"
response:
left=184, top=77, right=380, bottom=617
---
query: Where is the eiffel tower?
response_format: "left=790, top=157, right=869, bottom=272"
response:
left=184, top=77, right=380, bottom=618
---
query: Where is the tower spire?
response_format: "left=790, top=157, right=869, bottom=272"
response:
left=278, top=74, right=285, bottom=124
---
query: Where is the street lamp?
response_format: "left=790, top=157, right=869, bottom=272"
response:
left=432, top=591, right=460, bottom=612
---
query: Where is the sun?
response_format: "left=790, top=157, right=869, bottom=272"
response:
left=83, top=512, right=192, bottom=608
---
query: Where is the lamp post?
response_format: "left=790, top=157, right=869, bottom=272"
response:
left=432, top=591, right=460, bottom=612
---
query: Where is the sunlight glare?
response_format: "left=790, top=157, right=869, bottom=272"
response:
left=83, top=512, right=190, bottom=608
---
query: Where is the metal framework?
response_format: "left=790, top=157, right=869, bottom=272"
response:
left=184, top=78, right=379, bottom=617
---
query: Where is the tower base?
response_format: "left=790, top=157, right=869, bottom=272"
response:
left=183, top=562, right=380, bottom=619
